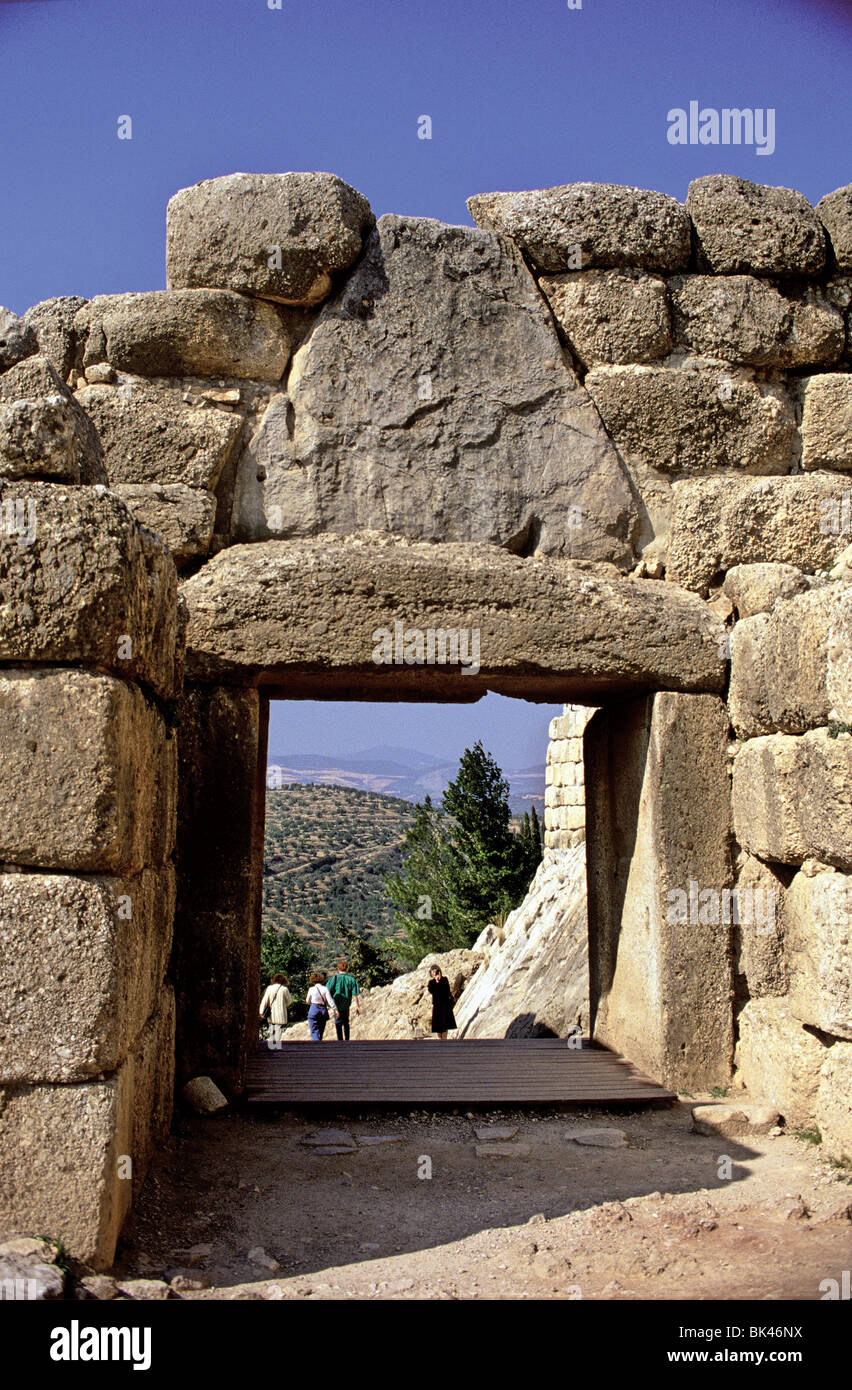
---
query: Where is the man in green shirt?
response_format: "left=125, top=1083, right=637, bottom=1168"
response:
left=325, top=958, right=361, bottom=1042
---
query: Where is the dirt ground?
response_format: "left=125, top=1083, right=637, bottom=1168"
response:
left=116, top=1092, right=852, bottom=1301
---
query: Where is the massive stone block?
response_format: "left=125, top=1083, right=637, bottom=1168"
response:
left=21, top=296, right=88, bottom=381
left=585, top=364, right=796, bottom=475
left=817, top=1041, right=852, bottom=1160
left=538, top=269, right=671, bottom=367
left=112, top=483, right=217, bottom=564
left=0, top=868, right=175, bottom=1081
left=467, top=183, right=691, bottom=272
left=0, top=397, right=81, bottom=483
left=721, top=562, right=811, bottom=620
left=800, top=374, right=852, bottom=471
left=0, top=994, right=174, bottom=1269
left=75, top=378, right=244, bottom=488
left=734, top=998, right=826, bottom=1128
left=233, top=215, right=638, bottom=564
left=0, top=483, right=180, bottom=700
left=75, top=290, right=292, bottom=381
left=732, top=729, right=852, bottom=871
left=785, top=865, right=852, bottom=1040
left=817, top=183, right=852, bottom=272
left=732, top=854, right=787, bottom=998
left=669, top=276, right=843, bottom=367
left=729, top=584, right=852, bottom=737
left=166, top=171, right=375, bottom=306
left=666, top=473, right=852, bottom=593
left=180, top=537, right=727, bottom=700
left=686, top=175, right=826, bottom=277
left=585, top=692, right=733, bottom=1090
left=0, top=669, right=177, bottom=874
left=172, top=685, right=265, bottom=1092
left=0, top=356, right=105, bottom=485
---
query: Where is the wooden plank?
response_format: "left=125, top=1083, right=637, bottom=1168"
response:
left=244, top=1038, right=674, bottom=1105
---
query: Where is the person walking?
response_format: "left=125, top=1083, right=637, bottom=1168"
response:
left=325, top=958, right=362, bottom=1041
left=259, top=973, right=292, bottom=1048
left=427, top=963, right=456, bottom=1040
left=306, top=972, right=339, bottom=1042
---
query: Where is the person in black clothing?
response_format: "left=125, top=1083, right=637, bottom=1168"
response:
left=427, top=964, right=456, bottom=1040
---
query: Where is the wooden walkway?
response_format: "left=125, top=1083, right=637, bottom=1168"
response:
left=245, top=1038, right=674, bottom=1106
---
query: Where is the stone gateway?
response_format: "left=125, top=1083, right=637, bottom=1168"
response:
left=1, top=170, right=851, bottom=1266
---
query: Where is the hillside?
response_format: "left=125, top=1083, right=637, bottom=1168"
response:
left=262, top=784, right=415, bottom=955
left=267, top=744, right=545, bottom=813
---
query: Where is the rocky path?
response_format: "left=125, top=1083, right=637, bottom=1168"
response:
left=114, top=1097, right=852, bottom=1301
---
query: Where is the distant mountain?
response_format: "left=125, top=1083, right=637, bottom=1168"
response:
left=266, top=745, right=545, bottom=813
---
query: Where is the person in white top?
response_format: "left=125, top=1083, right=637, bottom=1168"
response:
left=260, top=974, right=293, bottom=1048
left=306, top=972, right=340, bottom=1042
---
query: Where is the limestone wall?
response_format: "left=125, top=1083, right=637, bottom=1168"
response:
left=2, top=168, right=852, bottom=1265
left=723, top=572, right=852, bottom=1159
left=544, top=705, right=597, bottom=850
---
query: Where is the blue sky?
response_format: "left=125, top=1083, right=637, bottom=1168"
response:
left=2, top=0, right=850, bottom=770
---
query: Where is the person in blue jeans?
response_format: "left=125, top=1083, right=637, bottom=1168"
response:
left=306, top=973, right=339, bottom=1042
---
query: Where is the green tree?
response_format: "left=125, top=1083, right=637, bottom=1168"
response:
left=330, top=917, right=402, bottom=988
left=385, top=742, right=543, bottom=961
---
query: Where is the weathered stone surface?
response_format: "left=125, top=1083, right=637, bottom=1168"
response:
left=692, top=1103, right=780, bottom=1137
left=76, top=378, right=244, bottom=487
left=816, top=1042, right=852, bottom=1160
left=180, top=538, right=727, bottom=700
left=666, top=473, right=852, bottom=594
left=233, top=216, right=638, bottom=564
left=538, top=269, right=671, bottom=367
left=0, top=997, right=173, bottom=1269
left=732, top=729, right=852, bottom=871
left=75, top=290, right=292, bottom=381
left=0, top=484, right=180, bottom=700
left=686, top=176, right=826, bottom=277
left=732, top=854, right=787, bottom=997
left=0, top=307, right=37, bottom=372
left=817, top=183, right=852, bottom=272
left=467, top=183, right=691, bottom=272
left=735, top=999, right=826, bottom=1129
left=585, top=364, right=796, bottom=475
left=801, top=374, right=852, bottom=471
left=22, top=296, right=87, bottom=380
left=172, top=685, right=263, bottom=1091
left=729, top=584, right=852, bottom=736
left=455, top=847, right=589, bottom=1038
left=166, top=171, right=374, bottom=306
left=0, top=868, right=175, bottom=1082
left=0, top=1245, right=64, bottom=1299
left=722, top=562, right=811, bottom=619
left=785, top=865, right=852, bottom=1040
left=182, top=1076, right=228, bottom=1114
left=0, top=396, right=81, bottom=482
left=112, top=484, right=217, bottom=563
left=585, top=693, right=733, bottom=1090
left=475, top=1141, right=532, bottom=1158
left=0, top=356, right=105, bottom=485
left=669, top=276, right=843, bottom=367
left=0, top=669, right=177, bottom=874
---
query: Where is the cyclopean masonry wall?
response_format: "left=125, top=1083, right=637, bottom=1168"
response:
left=0, top=170, right=850, bottom=1266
